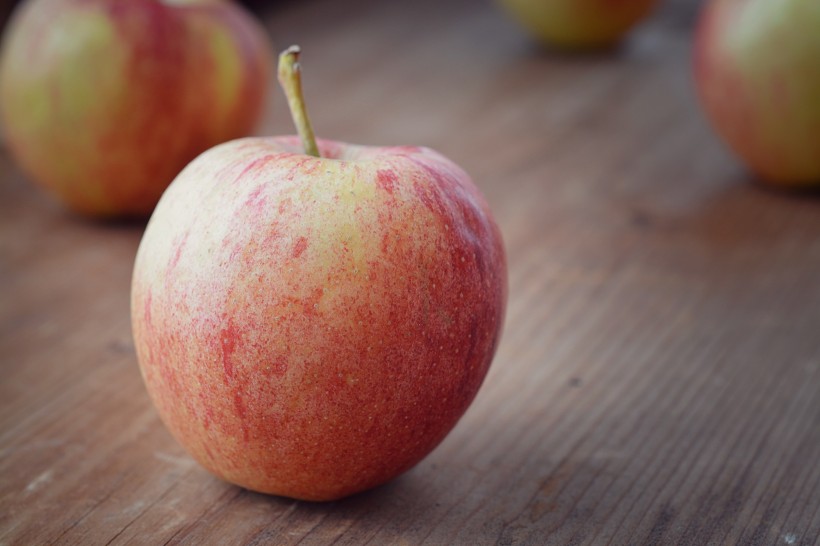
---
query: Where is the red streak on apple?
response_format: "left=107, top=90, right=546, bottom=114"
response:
left=167, top=232, right=189, bottom=275
left=132, top=135, right=507, bottom=501
left=376, top=169, right=398, bottom=195
left=219, top=319, right=239, bottom=382
left=292, top=237, right=309, bottom=258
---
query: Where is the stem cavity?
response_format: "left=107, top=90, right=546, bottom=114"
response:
left=277, top=45, right=321, bottom=158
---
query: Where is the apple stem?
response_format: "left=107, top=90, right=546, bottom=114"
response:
left=278, top=45, right=320, bottom=158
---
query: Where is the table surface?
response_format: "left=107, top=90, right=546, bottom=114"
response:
left=2, top=0, right=820, bottom=544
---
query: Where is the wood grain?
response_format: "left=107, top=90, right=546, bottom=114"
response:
left=2, top=0, right=819, bottom=544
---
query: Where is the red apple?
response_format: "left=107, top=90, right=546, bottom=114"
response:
left=694, top=0, right=820, bottom=186
left=130, top=47, right=507, bottom=501
left=0, top=0, right=272, bottom=217
left=498, top=0, right=657, bottom=49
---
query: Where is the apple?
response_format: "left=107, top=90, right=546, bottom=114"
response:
left=130, top=46, right=507, bottom=501
left=0, top=0, right=272, bottom=217
left=694, top=0, right=820, bottom=186
left=497, top=0, right=657, bottom=49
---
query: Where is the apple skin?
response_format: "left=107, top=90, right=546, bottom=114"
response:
left=0, top=0, right=271, bottom=217
left=694, top=0, right=820, bottom=186
left=498, top=0, right=657, bottom=49
left=131, top=136, right=507, bottom=501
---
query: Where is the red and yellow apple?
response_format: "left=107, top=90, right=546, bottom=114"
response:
left=130, top=47, right=507, bottom=501
left=497, top=0, right=657, bottom=49
left=694, top=0, right=820, bottom=186
left=0, top=0, right=271, bottom=217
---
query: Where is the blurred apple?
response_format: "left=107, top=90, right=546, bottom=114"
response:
left=0, top=0, right=272, bottom=217
left=498, top=0, right=657, bottom=49
left=694, top=0, right=820, bottom=186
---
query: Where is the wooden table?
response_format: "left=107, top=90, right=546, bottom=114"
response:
left=2, top=0, right=819, bottom=543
